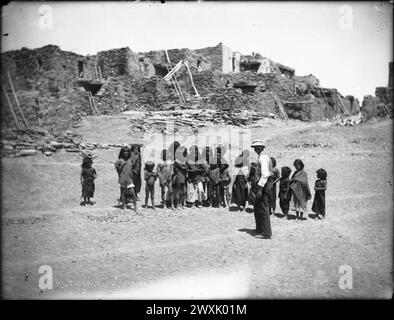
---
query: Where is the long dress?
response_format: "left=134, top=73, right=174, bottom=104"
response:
left=173, top=160, right=187, bottom=206
left=81, top=167, right=96, bottom=198
left=247, top=162, right=259, bottom=205
left=186, top=161, right=206, bottom=202
left=231, top=166, right=249, bottom=207
left=278, top=177, right=291, bottom=214
left=253, top=152, right=272, bottom=238
left=267, top=167, right=280, bottom=210
left=207, top=164, right=220, bottom=206
left=312, top=179, right=326, bottom=216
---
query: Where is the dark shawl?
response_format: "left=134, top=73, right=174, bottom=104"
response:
left=290, top=170, right=311, bottom=208
left=130, top=150, right=142, bottom=193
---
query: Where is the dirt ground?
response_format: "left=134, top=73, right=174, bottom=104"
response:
left=1, top=116, right=392, bottom=299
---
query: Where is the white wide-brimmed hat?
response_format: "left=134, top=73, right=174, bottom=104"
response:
left=251, top=139, right=265, bottom=148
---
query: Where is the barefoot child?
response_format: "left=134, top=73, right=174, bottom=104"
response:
left=219, top=163, right=231, bottom=208
left=115, top=147, right=138, bottom=213
left=217, top=147, right=231, bottom=207
left=156, top=149, right=175, bottom=210
left=186, top=146, right=206, bottom=208
left=80, top=156, right=97, bottom=205
left=312, top=168, right=327, bottom=219
left=278, top=166, right=292, bottom=218
left=201, top=146, right=214, bottom=206
left=289, top=159, right=311, bottom=221
left=173, top=146, right=188, bottom=209
left=144, top=161, right=157, bottom=209
left=130, top=144, right=142, bottom=201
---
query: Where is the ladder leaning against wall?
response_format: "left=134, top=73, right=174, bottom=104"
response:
left=1, top=70, right=29, bottom=130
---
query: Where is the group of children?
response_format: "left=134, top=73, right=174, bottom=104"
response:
left=80, top=143, right=327, bottom=220
left=230, top=154, right=327, bottom=220
left=142, top=144, right=233, bottom=210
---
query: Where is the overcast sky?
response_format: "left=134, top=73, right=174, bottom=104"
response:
left=1, top=1, right=392, bottom=101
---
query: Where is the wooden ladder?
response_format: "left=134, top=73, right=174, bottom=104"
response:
left=270, top=91, right=289, bottom=121
left=1, top=71, right=29, bottom=129
left=87, top=91, right=100, bottom=116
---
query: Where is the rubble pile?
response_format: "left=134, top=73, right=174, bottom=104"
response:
left=333, top=113, right=365, bottom=127
left=0, top=129, right=125, bottom=158
left=129, top=108, right=267, bottom=135
left=285, top=142, right=333, bottom=148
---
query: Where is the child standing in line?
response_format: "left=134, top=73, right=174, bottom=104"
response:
left=219, top=162, right=232, bottom=208
left=247, top=161, right=259, bottom=206
left=289, top=159, right=311, bottom=221
left=216, top=147, right=231, bottom=207
left=267, top=157, right=280, bottom=215
left=130, top=144, right=142, bottom=201
left=156, top=149, right=175, bottom=210
left=312, top=168, right=327, bottom=220
left=231, top=152, right=249, bottom=211
left=186, top=145, right=206, bottom=208
left=115, top=147, right=138, bottom=213
left=278, top=166, right=292, bottom=219
left=207, top=162, right=220, bottom=207
left=144, top=161, right=157, bottom=209
left=80, top=156, right=97, bottom=205
left=173, top=146, right=188, bottom=209
left=201, top=146, right=214, bottom=206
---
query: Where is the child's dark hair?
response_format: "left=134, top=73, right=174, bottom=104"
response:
left=130, top=144, right=141, bottom=153
left=82, top=156, right=92, bottom=169
left=271, top=157, right=277, bottom=168
left=118, top=146, right=130, bottom=160
left=144, top=161, right=155, bottom=172
left=281, top=166, right=291, bottom=178
left=168, top=141, right=180, bottom=160
left=293, top=159, right=304, bottom=170
left=316, top=168, right=327, bottom=180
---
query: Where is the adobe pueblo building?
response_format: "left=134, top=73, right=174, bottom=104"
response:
left=1, top=42, right=391, bottom=132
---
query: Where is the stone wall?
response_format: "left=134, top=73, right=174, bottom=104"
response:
left=1, top=45, right=83, bottom=91
left=194, top=43, right=224, bottom=73
left=361, top=62, right=393, bottom=120
left=294, top=74, right=320, bottom=92
left=1, top=43, right=364, bottom=131
left=96, top=47, right=142, bottom=79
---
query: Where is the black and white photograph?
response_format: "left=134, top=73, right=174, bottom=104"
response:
left=0, top=1, right=393, bottom=301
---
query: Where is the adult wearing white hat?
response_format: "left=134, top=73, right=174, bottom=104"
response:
left=251, top=139, right=272, bottom=239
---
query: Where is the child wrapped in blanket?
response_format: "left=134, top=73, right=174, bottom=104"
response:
left=289, top=159, right=311, bottom=221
